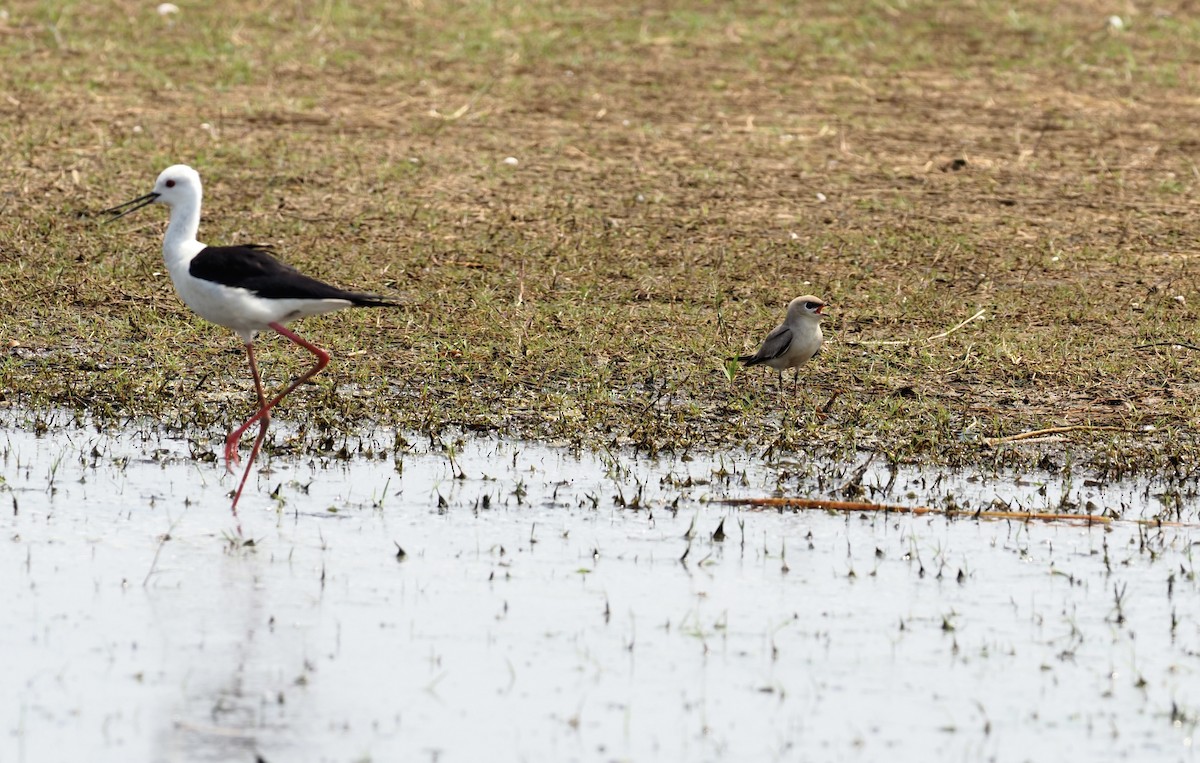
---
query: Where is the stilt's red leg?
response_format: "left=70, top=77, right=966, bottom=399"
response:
left=225, top=343, right=269, bottom=471
left=223, top=323, right=332, bottom=519
left=265, top=322, right=332, bottom=397
left=229, top=343, right=271, bottom=526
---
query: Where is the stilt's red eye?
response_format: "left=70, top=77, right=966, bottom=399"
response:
left=165, top=179, right=176, bottom=188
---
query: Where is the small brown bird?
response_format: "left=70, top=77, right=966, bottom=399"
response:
left=736, top=295, right=827, bottom=394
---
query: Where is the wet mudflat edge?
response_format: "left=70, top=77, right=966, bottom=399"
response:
left=3, top=416, right=1200, bottom=763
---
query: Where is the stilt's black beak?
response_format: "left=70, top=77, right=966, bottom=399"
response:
left=102, top=192, right=159, bottom=222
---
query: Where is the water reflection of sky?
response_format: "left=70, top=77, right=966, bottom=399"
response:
left=3, top=418, right=1198, bottom=761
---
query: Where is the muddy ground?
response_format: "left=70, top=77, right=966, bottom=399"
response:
left=2, top=1, right=1200, bottom=472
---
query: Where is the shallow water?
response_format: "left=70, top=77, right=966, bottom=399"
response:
left=3, top=417, right=1200, bottom=762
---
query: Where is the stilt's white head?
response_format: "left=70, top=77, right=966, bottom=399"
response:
left=149, top=164, right=203, bottom=208
left=104, top=163, right=203, bottom=220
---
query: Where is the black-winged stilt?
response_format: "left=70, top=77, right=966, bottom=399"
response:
left=105, top=164, right=398, bottom=527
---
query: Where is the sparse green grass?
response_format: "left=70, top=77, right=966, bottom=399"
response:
left=2, top=0, right=1200, bottom=472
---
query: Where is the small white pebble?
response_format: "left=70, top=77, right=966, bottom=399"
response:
left=132, top=125, right=143, bottom=133
left=503, top=156, right=518, bottom=166
left=635, top=193, right=645, bottom=203
left=0, top=9, right=9, bottom=21
left=408, top=157, right=420, bottom=164
left=815, top=192, right=827, bottom=202
left=1050, top=256, right=1060, bottom=262
left=622, top=119, right=630, bottom=127
left=1108, top=15, right=1124, bottom=29
left=790, top=232, right=799, bottom=240
left=200, top=122, right=211, bottom=130
left=157, top=2, right=180, bottom=15
left=1175, top=294, right=1186, bottom=305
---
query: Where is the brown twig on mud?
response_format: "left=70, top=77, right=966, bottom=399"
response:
left=722, top=496, right=1110, bottom=524
left=1132, top=341, right=1200, bottom=353
left=984, top=425, right=1127, bottom=445
left=723, top=496, right=1200, bottom=528
left=427, top=73, right=499, bottom=128
left=846, top=308, right=986, bottom=347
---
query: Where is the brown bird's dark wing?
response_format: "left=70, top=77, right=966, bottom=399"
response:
left=737, top=324, right=792, bottom=366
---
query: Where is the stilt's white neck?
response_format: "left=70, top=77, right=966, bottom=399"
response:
left=161, top=193, right=205, bottom=270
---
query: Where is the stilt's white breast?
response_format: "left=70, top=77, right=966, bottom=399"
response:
left=171, top=270, right=353, bottom=340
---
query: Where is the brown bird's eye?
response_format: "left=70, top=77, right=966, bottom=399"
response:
left=165, top=179, right=176, bottom=188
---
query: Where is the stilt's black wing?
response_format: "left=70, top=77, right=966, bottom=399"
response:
left=190, top=245, right=395, bottom=306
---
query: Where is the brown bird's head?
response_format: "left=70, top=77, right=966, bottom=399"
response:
left=786, top=295, right=827, bottom=321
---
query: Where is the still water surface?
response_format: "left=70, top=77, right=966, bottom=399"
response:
left=3, top=417, right=1199, bottom=762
